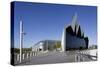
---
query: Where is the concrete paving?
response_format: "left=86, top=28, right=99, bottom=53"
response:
left=15, top=51, right=97, bottom=66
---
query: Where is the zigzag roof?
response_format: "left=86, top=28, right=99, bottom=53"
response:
left=68, top=13, right=84, bottom=38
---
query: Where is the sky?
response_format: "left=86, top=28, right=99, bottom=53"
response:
left=13, top=1, right=97, bottom=48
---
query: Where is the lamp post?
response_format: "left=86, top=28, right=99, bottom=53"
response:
left=19, top=20, right=25, bottom=63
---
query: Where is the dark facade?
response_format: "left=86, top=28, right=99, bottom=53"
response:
left=65, top=21, right=88, bottom=50
left=62, top=14, right=89, bottom=51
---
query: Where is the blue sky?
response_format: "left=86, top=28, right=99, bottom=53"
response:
left=13, top=1, right=97, bottom=48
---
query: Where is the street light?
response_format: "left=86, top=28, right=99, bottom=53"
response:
left=19, top=20, right=26, bottom=63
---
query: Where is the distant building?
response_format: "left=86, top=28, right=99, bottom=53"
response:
left=32, top=40, right=61, bottom=52
left=61, top=13, right=89, bottom=51
left=88, top=45, right=97, bottom=49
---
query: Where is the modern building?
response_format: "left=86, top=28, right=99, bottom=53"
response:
left=61, top=13, right=89, bottom=51
left=32, top=13, right=89, bottom=52
left=32, top=40, right=61, bottom=52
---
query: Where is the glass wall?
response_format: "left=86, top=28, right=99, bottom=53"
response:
left=66, top=32, right=86, bottom=50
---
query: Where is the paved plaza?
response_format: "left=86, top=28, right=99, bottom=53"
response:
left=15, top=50, right=97, bottom=65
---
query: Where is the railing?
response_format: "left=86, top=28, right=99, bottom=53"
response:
left=75, top=50, right=97, bottom=62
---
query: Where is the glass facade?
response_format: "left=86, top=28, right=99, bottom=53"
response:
left=64, top=22, right=89, bottom=50
left=66, top=32, right=86, bottom=50
left=32, top=40, right=61, bottom=51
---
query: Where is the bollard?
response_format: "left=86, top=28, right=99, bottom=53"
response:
left=85, top=51, right=87, bottom=55
left=82, top=56, right=85, bottom=61
left=17, top=54, right=20, bottom=61
left=22, top=54, right=25, bottom=60
left=38, top=52, right=40, bottom=56
left=33, top=52, right=35, bottom=56
left=30, top=52, right=32, bottom=58
left=36, top=52, right=37, bottom=56
left=32, top=52, right=34, bottom=56
left=31, top=52, right=33, bottom=56
left=34, top=52, right=35, bottom=56
left=81, top=55, right=84, bottom=61
left=34, top=52, right=36, bottom=56
left=96, top=52, right=97, bottom=57
left=76, top=54, right=80, bottom=62
left=80, top=54, right=83, bottom=61
left=75, top=54, right=76, bottom=62
left=75, top=54, right=78, bottom=62
left=27, top=53, right=29, bottom=58
left=36, top=52, right=38, bottom=56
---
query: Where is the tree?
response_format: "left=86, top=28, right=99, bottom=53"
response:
left=54, top=42, right=61, bottom=50
left=56, top=42, right=61, bottom=48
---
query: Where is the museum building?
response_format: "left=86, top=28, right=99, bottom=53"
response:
left=61, top=14, right=89, bottom=51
